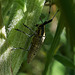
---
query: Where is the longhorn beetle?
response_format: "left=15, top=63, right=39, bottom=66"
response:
left=15, top=9, right=59, bottom=63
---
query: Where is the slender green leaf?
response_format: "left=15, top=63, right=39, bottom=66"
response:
left=55, top=0, right=75, bottom=45
left=42, top=14, right=65, bottom=75
left=54, top=54, right=75, bottom=69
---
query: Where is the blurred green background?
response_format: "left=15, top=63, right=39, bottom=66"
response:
left=0, top=0, right=75, bottom=75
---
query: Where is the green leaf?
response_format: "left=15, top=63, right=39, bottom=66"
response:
left=55, top=0, right=75, bottom=45
left=0, top=0, right=45, bottom=75
left=42, top=13, right=65, bottom=75
left=0, top=1, right=3, bottom=29
left=43, top=0, right=75, bottom=74
left=54, top=54, right=75, bottom=69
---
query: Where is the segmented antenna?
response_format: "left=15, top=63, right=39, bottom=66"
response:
left=39, top=9, right=59, bottom=27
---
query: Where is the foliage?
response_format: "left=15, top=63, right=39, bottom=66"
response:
left=0, top=0, right=75, bottom=75
left=0, top=0, right=45, bottom=75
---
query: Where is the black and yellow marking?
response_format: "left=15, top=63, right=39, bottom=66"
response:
left=27, top=24, right=45, bottom=63
left=27, top=9, right=59, bottom=63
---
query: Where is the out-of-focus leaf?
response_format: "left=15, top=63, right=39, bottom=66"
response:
left=54, top=54, right=75, bottom=69
left=17, top=72, right=27, bottom=75
left=0, top=33, right=5, bottom=39
left=42, top=13, right=65, bottom=75
left=55, top=0, right=75, bottom=45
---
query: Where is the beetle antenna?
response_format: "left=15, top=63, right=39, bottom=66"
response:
left=39, top=9, right=59, bottom=27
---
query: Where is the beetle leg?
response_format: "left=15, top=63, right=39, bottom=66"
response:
left=11, top=47, right=25, bottom=50
left=23, top=23, right=35, bottom=33
left=11, top=47, right=29, bottom=51
left=15, top=29, right=33, bottom=37
left=11, top=45, right=31, bottom=51
left=15, top=28, right=35, bottom=37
